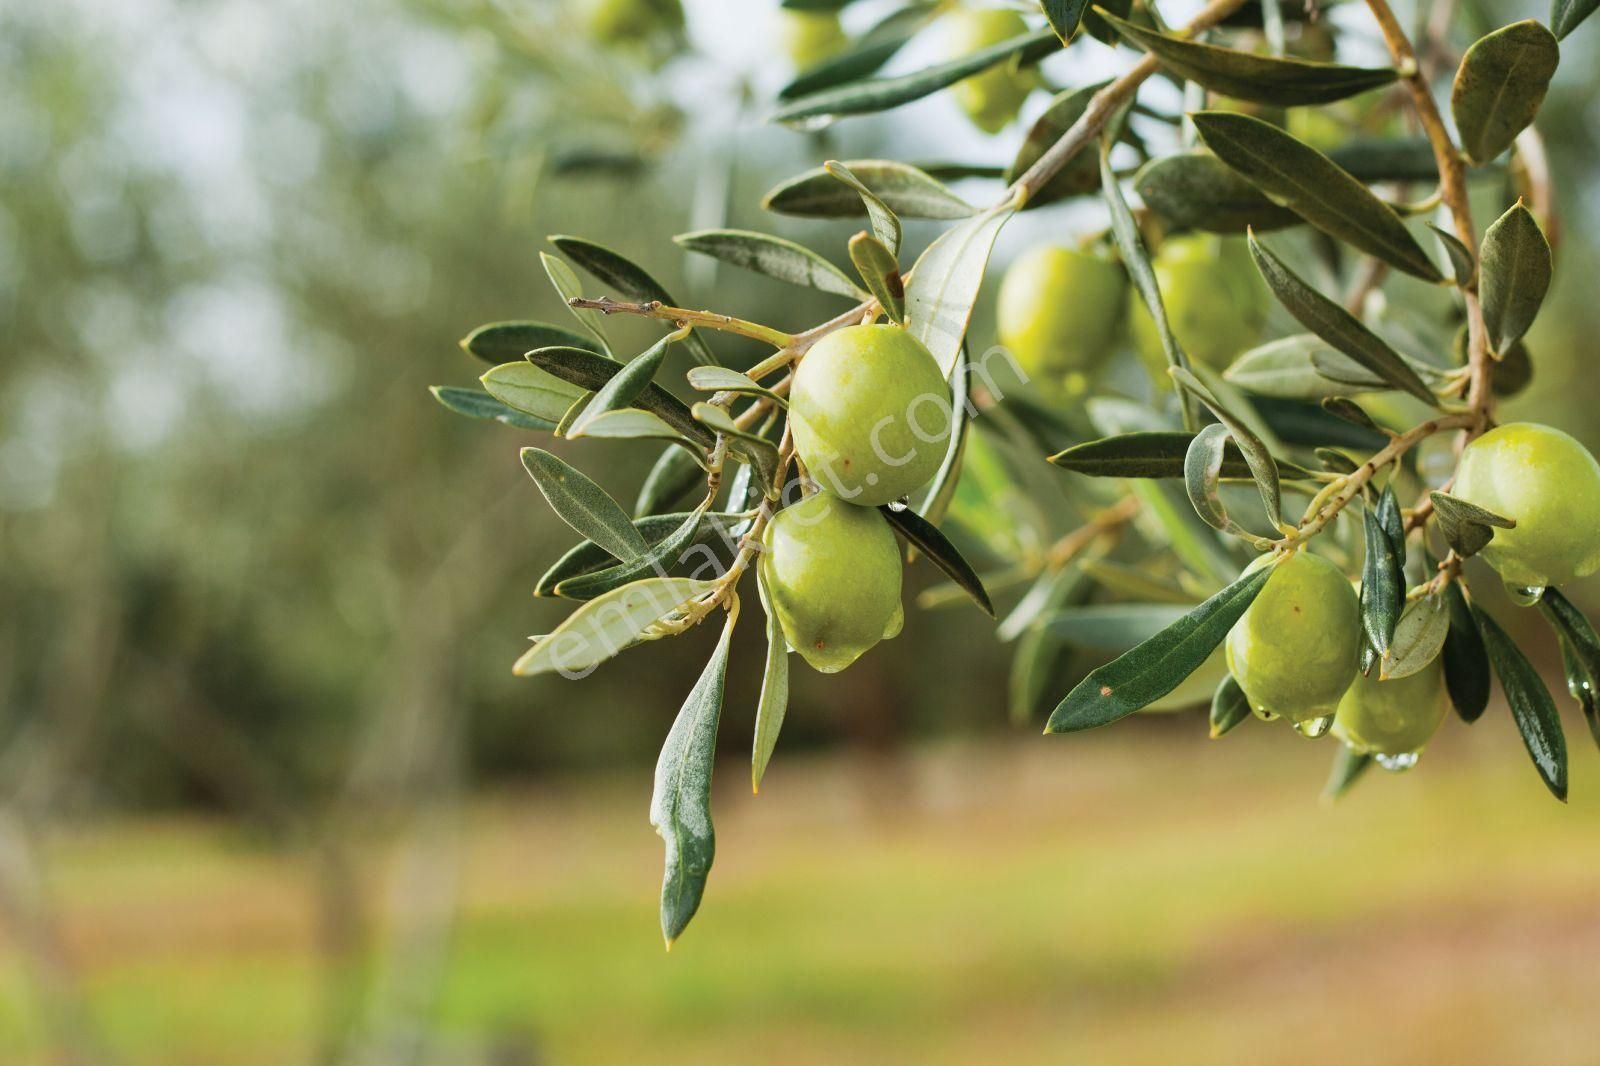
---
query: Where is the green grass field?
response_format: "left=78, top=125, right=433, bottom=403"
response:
left=2, top=717, right=1598, bottom=1065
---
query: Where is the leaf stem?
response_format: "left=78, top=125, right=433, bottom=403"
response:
left=568, top=297, right=797, bottom=349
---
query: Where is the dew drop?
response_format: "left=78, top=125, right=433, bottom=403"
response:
left=1505, top=582, right=1546, bottom=607
left=1294, top=714, right=1335, bottom=739
left=1375, top=751, right=1420, bottom=773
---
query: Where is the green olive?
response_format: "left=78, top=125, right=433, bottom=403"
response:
left=781, top=10, right=849, bottom=69
left=789, top=324, right=952, bottom=507
left=1331, top=660, right=1449, bottom=757
left=1127, top=234, right=1269, bottom=380
left=583, top=0, right=684, bottom=44
left=760, top=491, right=904, bottom=674
left=1225, top=550, right=1362, bottom=723
left=1452, top=422, right=1600, bottom=588
left=997, top=245, right=1128, bottom=391
left=937, top=8, right=1036, bottom=134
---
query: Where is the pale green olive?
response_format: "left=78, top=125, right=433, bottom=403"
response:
left=1226, top=550, right=1362, bottom=723
left=760, top=491, right=904, bottom=674
left=1127, top=234, right=1269, bottom=379
left=1331, top=660, right=1449, bottom=757
left=997, top=245, right=1128, bottom=391
left=937, top=8, right=1036, bottom=134
left=1452, top=422, right=1600, bottom=588
left=789, top=324, right=951, bottom=507
left=584, top=0, right=684, bottom=44
left=781, top=10, right=849, bottom=69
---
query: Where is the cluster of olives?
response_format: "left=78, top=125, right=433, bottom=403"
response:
left=998, top=234, right=1267, bottom=395
left=763, top=325, right=952, bottom=673
left=1225, top=422, right=1600, bottom=757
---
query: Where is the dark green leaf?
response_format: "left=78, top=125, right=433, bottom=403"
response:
left=849, top=231, right=906, bottom=324
left=1044, top=563, right=1273, bottom=733
left=1427, top=224, right=1477, bottom=287
left=528, top=346, right=717, bottom=449
left=1442, top=581, right=1491, bottom=722
left=1040, top=0, right=1092, bottom=41
left=651, top=612, right=735, bottom=946
left=536, top=511, right=740, bottom=597
left=1327, top=137, right=1441, bottom=184
left=568, top=329, right=680, bottom=438
left=1322, top=743, right=1373, bottom=802
left=826, top=161, right=903, bottom=256
left=1321, top=396, right=1380, bottom=433
left=1209, top=673, right=1251, bottom=738
left=1473, top=603, right=1568, bottom=801
left=1184, top=422, right=1240, bottom=534
left=1430, top=490, right=1514, bottom=559
left=1360, top=498, right=1405, bottom=657
left=549, top=235, right=718, bottom=365
left=1049, top=430, right=1316, bottom=480
left=752, top=566, right=791, bottom=793
left=540, top=253, right=612, bottom=354
left=521, top=448, right=651, bottom=562
left=554, top=506, right=710, bottom=600
left=771, top=26, right=1058, bottom=125
left=1194, top=112, right=1442, bottom=281
left=1377, top=484, right=1406, bottom=568
left=1134, top=151, right=1301, bottom=234
left=1479, top=201, right=1552, bottom=357
left=879, top=505, right=994, bottom=617
left=906, top=198, right=1016, bottom=378
left=1247, top=235, right=1439, bottom=404
left=635, top=445, right=705, bottom=518
left=762, top=160, right=976, bottom=220
left=1551, top=0, right=1600, bottom=39
left=777, top=3, right=936, bottom=101
left=429, top=386, right=556, bottom=432
left=1100, top=9, right=1398, bottom=106
left=459, top=321, right=603, bottom=365
left=673, top=229, right=866, bottom=299
left=1451, top=20, right=1560, bottom=165
left=1316, top=447, right=1361, bottom=475
left=1251, top=396, right=1388, bottom=451
left=1006, top=83, right=1108, bottom=208
left=1536, top=590, right=1600, bottom=740
left=1171, top=367, right=1281, bottom=524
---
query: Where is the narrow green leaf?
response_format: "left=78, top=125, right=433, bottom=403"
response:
left=1049, top=430, right=1314, bottom=480
left=1225, top=334, right=1401, bottom=400
left=777, top=3, right=936, bottom=101
left=1040, top=0, right=1092, bottom=41
left=1479, top=201, right=1552, bottom=357
left=1194, top=112, right=1442, bottom=281
left=1045, top=563, right=1273, bottom=733
left=1377, top=484, right=1406, bottom=568
left=636, top=445, right=706, bottom=518
left=771, top=27, right=1059, bottom=125
left=528, top=346, right=716, bottom=449
left=430, top=386, right=555, bottom=432
left=1209, top=673, right=1251, bottom=738
left=1473, top=603, right=1568, bottom=800
left=1382, top=595, right=1450, bottom=680
left=762, top=160, right=976, bottom=220
left=521, top=448, right=650, bottom=562
left=1183, top=423, right=1242, bottom=534
left=1539, top=589, right=1600, bottom=749
left=1321, top=396, right=1381, bottom=434
left=568, top=329, right=682, bottom=438
left=540, top=253, right=611, bottom=354
left=826, top=161, right=903, bottom=256
left=752, top=566, right=791, bottom=793
left=685, top=366, right=786, bottom=405
left=651, top=611, right=735, bottom=946
left=911, top=346, right=970, bottom=524
left=905, top=197, right=1016, bottom=378
left=460, top=321, right=603, bottom=364
left=1360, top=498, right=1405, bottom=658
left=555, top=504, right=710, bottom=600
left=1171, top=367, right=1281, bottom=525
left=1134, top=151, right=1301, bottom=234
left=536, top=512, right=739, bottom=598
left=513, top=577, right=714, bottom=677
left=1451, top=20, right=1560, bottom=165
left=1006, top=83, right=1109, bottom=209
left=673, top=229, right=866, bottom=299
left=1551, top=0, right=1600, bottom=39
left=549, top=235, right=718, bottom=365
left=481, top=362, right=588, bottom=424
left=1247, top=234, right=1439, bottom=404
left=1100, top=9, right=1398, bottom=106
left=575, top=410, right=694, bottom=446
left=1322, top=743, right=1373, bottom=802
left=1427, top=224, right=1477, bottom=287
left=849, top=231, right=906, bottom=324
left=1327, top=137, right=1442, bottom=184
left=879, top=505, right=994, bottom=617
left=692, top=403, right=781, bottom=496
left=1442, top=582, right=1491, bottom=722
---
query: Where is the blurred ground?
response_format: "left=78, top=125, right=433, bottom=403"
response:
left=2, top=714, right=1596, bottom=1066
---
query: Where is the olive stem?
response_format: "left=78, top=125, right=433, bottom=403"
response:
left=567, top=297, right=797, bottom=349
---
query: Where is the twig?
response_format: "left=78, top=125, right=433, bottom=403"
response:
left=568, top=297, right=796, bottom=348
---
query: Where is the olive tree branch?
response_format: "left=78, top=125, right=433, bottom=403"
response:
left=568, top=297, right=797, bottom=348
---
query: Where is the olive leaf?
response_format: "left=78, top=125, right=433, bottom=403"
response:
left=1098, top=9, right=1398, bottom=106
left=673, top=229, right=866, bottom=299
left=521, top=448, right=651, bottom=562
left=1194, top=112, right=1442, bottom=281
left=1321, top=396, right=1380, bottom=434
left=1430, top=490, right=1514, bottom=559
left=540, top=252, right=612, bottom=354
left=636, top=445, right=706, bottom=518
left=430, top=386, right=557, bottom=432
left=1360, top=493, right=1406, bottom=659
left=1045, top=562, right=1274, bottom=734
left=1442, top=581, right=1491, bottom=722
left=550, top=235, right=717, bottom=366
left=536, top=511, right=741, bottom=597
left=651, top=609, right=736, bottom=946
left=1006, top=83, right=1109, bottom=208
left=1049, top=430, right=1315, bottom=481
left=567, top=329, right=684, bottom=438
left=1551, top=0, right=1600, bottom=39
left=1376, top=483, right=1406, bottom=568
left=1183, top=423, right=1249, bottom=535
left=771, top=26, right=1059, bottom=125
left=911, top=347, right=971, bottom=526
left=513, top=577, right=715, bottom=678
left=1040, top=0, right=1093, bottom=42
left=1247, top=234, right=1439, bottom=405
left=879, top=505, right=994, bottom=617
left=574, top=410, right=696, bottom=448
left=480, top=362, right=588, bottom=426
left=553, top=504, right=711, bottom=601
left=692, top=403, right=782, bottom=496
left=1210, top=673, right=1251, bottom=738
left=1451, top=20, right=1560, bottom=165
left=849, top=231, right=907, bottom=324
left=1327, top=137, right=1441, bottom=184
left=762, top=159, right=976, bottom=220
left=1537, top=588, right=1600, bottom=748
left=1134, top=151, right=1301, bottom=234
left=1382, top=594, right=1450, bottom=680
left=1322, top=744, right=1373, bottom=803
left=1479, top=201, right=1552, bottom=357
left=1225, top=334, right=1448, bottom=400
left=1252, top=395, right=1388, bottom=451
left=1427, top=224, right=1477, bottom=287
left=905, top=197, right=1016, bottom=379
left=528, top=346, right=717, bottom=449
left=685, top=366, right=787, bottom=405
left=1171, top=367, right=1281, bottom=526
left=777, top=2, right=937, bottom=101
left=751, top=566, right=791, bottom=794
left=1473, top=603, right=1569, bottom=801
left=460, top=321, right=604, bottom=365
left=827, top=161, right=903, bottom=256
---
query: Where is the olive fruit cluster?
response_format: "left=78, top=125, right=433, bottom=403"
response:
left=763, top=325, right=953, bottom=674
left=997, top=234, right=1267, bottom=395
